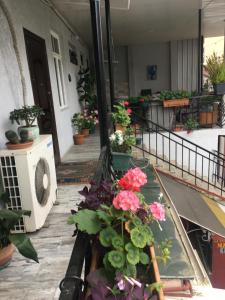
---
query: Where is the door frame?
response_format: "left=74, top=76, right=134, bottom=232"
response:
left=23, top=28, right=61, bottom=164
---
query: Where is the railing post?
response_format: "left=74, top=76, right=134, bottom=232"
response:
left=89, top=0, right=109, bottom=148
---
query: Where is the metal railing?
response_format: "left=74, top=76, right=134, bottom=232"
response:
left=59, top=146, right=112, bottom=300
left=131, top=95, right=225, bottom=131
left=134, top=113, right=225, bottom=197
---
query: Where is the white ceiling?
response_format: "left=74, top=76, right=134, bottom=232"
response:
left=49, top=0, right=225, bottom=46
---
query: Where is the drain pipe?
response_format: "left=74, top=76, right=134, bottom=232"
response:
left=0, top=0, right=27, bottom=105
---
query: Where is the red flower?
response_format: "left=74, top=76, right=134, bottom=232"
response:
left=113, top=190, right=140, bottom=212
left=139, top=98, right=145, bottom=102
left=118, top=168, right=147, bottom=192
left=127, top=108, right=132, bottom=114
left=124, top=101, right=129, bottom=106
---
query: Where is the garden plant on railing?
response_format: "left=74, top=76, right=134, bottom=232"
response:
left=68, top=167, right=171, bottom=299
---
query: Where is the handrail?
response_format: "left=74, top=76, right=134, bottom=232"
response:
left=59, top=146, right=112, bottom=300
left=133, top=112, right=225, bottom=197
left=133, top=112, right=225, bottom=161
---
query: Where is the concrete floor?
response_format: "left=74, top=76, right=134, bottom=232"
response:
left=62, top=132, right=100, bottom=163
left=0, top=184, right=85, bottom=300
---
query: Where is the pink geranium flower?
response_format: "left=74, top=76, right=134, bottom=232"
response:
left=124, top=101, right=129, bottom=106
left=118, top=168, right=147, bottom=192
left=113, top=190, right=140, bottom=212
left=149, top=202, right=166, bottom=221
left=126, top=108, right=132, bottom=114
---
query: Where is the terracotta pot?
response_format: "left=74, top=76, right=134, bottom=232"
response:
left=163, top=98, right=189, bottom=108
left=81, top=128, right=90, bottom=137
left=0, top=244, right=14, bottom=270
left=115, top=124, right=126, bottom=132
left=73, top=134, right=84, bottom=145
left=6, top=141, right=33, bottom=150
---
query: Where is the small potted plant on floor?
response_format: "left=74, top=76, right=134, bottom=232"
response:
left=0, top=192, right=38, bottom=269
left=71, top=113, right=85, bottom=145
left=185, top=117, right=198, bottom=134
left=206, top=52, right=225, bottom=95
left=112, top=103, right=131, bottom=132
left=110, top=128, right=136, bottom=172
left=9, top=105, right=44, bottom=140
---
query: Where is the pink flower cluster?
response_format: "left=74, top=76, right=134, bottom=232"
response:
left=113, top=190, right=140, bottom=212
left=118, top=168, right=147, bottom=192
left=149, top=202, right=165, bottom=221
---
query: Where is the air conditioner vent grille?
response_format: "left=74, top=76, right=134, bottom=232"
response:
left=0, top=156, right=25, bottom=232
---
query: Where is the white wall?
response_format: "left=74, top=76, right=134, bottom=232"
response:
left=0, top=0, right=89, bottom=157
left=143, top=128, right=225, bottom=180
left=128, top=43, right=171, bottom=96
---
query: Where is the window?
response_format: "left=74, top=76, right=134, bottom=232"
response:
left=50, top=31, right=67, bottom=108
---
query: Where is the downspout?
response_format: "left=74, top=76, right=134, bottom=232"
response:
left=197, top=9, right=203, bottom=95
left=0, top=0, right=26, bottom=105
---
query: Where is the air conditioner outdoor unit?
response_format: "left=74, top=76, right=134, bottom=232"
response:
left=0, top=135, right=57, bottom=232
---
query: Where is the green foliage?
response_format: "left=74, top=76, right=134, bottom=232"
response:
left=9, top=105, right=44, bottom=127
left=99, top=227, right=117, bottom=247
left=71, top=113, right=84, bottom=133
left=112, top=104, right=131, bottom=127
left=130, top=228, right=147, bottom=248
left=206, top=52, right=225, bottom=84
left=139, top=252, right=150, bottom=265
left=67, top=209, right=101, bottom=234
left=126, top=242, right=139, bottom=265
left=112, top=235, right=124, bottom=249
left=185, top=117, right=198, bottom=131
left=110, top=127, right=136, bottom=153
left=77, top=67, right=97, bottom=110
left=160, top=90, right=190, bottom=100
left=0, top=193, right=38, bottom=262
left=108, top=250, right=125, bottom=268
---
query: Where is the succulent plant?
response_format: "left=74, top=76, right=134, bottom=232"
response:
left=19, top=129, right=30, bottom=143
left=5, top=130, right=20, bottom=144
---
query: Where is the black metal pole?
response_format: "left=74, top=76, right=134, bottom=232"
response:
left=105, top=0, right=115, bottom=111
left=89, top=0, right=109, bottom=148
left=198, top=9, right=202, bottom=95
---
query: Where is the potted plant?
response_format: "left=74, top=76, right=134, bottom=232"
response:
left=185, top=117, right=198, bottom=134
left=68, top=168, right=171, bottom=299
left=5, top=130, right=33, bottom=150
left=71, top=113, right=85, bottom=145
left=77, top=67, right=97, bottom=111
left=205, top=52, right=225, bottom=95
left=160, top=90, right=190, bottom=107
left=89, top=110, right=99, bottom=134
left=9, top=105, right=44, bottom=140
left=0, top=192, right=38, bottom=269
left=109, top=128, right=136, bottom=171
left=112, top=103, right=131, bottom=132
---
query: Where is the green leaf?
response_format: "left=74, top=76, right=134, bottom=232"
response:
left=139, top=252, right=150, bottom=265
left=0, top=209, right=31, bottom=221
left=130, top=228, right=147, bottom=248
left=96, top=210, right=113, bottom=225
left=124, top=263, right=137, bottom=278
left=67, top=209, right=101, bottom=234
left=112, top=235, right=124, bottom=249
left=99, top=227, right=117, bottom=247
left=9, top=233, right=38, bottom=263
left=125, top=242, right=139, bottom=265
left=141, top=225, right=154, bottom=246
left=108, top=250, right=125, bottom=268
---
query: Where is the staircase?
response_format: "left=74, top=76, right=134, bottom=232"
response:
left=133, top=115, right=225, bottom=200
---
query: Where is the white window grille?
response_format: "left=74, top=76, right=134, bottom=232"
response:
left=50, top=31, right=67, bottom=108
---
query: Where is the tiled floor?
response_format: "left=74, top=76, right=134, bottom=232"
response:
left=62, top=132, right=100, bottom=163
left=0, top=184, right=85, bottom=300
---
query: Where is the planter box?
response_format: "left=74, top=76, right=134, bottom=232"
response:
left=163, top=98, right=189, bottom=108
left=111, top=151, right=132, bottom=171
left=199, top=111, right=218, bottom=125
left=213, top=83, right=225, bottom=95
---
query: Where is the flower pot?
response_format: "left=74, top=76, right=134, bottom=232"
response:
left=18, top=125, right=39, bottom=141
left=0, top=244, right=14, bottom=270
left=163, top=98, right=189, bottom=108
left=136, top=137, right=142, bottom=145
left=186, top=129, right=192, bottom=134
left=73, top=134, right=84, bottom=145
left=111, top=152, right=132, bottom=171
left=81, top=128, right=90, bottom=137
left=115, top=124, right=126, bottom=133
left=6, top=141, right=33, bottom=150
left=213, top=83, right=225, bottom=95
left=89, top=126, right=96, bottom=134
